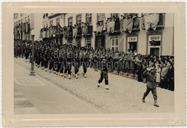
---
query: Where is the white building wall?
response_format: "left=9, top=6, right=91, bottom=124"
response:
left=91, top=14, right=97, bottom=49
left=122, top=33, right=127, bottom=52
left=31, top=13, right=43, bottom=40
left=105, top=34, right=110, bottom=49
left=119, top=34, right=125, bottom=52
left=138, top=30, right=147, bottom=55
left=81, top=14, right=86, bottom=47
left=162, top=13, right=174, bottom=56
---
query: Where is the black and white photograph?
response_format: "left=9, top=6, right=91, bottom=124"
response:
left=14, top=12, right=175, bottom=114
left=2, top=2, right=186, bottom=127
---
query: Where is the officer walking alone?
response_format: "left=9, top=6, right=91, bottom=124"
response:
left=142, top=63, right=159, bottom=107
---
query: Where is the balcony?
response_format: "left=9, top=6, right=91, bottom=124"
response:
left=96, top=24, right=106, bottom=36
left=83, top=25, right=93, bottom=37
left=55, top=24, right=64, bottom=36
left=107, top=17, right=121, bottom=35
left=142, top=13, right=165, bottom=31
left=132, top=17, right=140, bottom=32
left=121, top=16, right=140, bottom=34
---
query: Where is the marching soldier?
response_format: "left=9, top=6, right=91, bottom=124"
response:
left=97, top=56, right=109, bottom=90
left=53, top=47, right=60, bottom=74
left=82, top=48, right=89, bottom=78
left=74, top=47, right=80, bottom=79
left=142, top=63, right=159, bottom=107
left=48, top=47, right=54, bottom=73
left=66, top=47, right=73, bottom=79
left=58, top=46, right=65, bottom=77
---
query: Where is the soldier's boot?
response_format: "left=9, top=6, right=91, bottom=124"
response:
left=97, top=83, right=101, bottom=88
left=64, top=74, right=67, bottom=78
left=105, top=85, right=109, bottom=90
left=154, top=100, right=159, bottom=107
left=68, top=74, right=71, bottom=79
left=83, top=73, right=87, bottom=78
left=142, top=98, right=145, bottom=103
left=75, top=74, right=78, bottom=79
left=60, top=73, right=64, bottom=77
left=97, top=83, right=101, bottom=87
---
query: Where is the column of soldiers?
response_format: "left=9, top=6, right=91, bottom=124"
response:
left=14, top=39, right=174, bottom=91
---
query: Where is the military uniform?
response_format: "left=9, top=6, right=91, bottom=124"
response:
left=74, top=49, right=80, bottom=79
left=98, top=57, right=109, bottom=90
left=66, top=50, right=73, bottom=79
left=142, top=67, right=159, bottom=107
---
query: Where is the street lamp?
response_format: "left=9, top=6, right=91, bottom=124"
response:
left=30, top=35, right=35, bottom=76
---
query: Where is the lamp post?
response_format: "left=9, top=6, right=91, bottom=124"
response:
left=30, top=35, right=35, bottom=76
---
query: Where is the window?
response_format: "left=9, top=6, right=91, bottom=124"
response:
left=56, top=18, right=60, bottom=25
left=86, top=13, right=92, bottom=24
left=76, top=14, right=82, bottom=25
left=50, top=20, right=53, bottom=26
left=68, top=17, right=73, bottom=26
left=111, top=37, right=119, bottom=51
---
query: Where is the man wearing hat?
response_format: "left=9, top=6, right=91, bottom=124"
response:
left=97, top=56, right=109, bottom=90
left=142, top=63, right=159, bottom=107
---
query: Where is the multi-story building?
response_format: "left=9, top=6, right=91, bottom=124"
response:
left=14, top=13, right=43, bottom=41
left=39, top=13, right=174, bottom=56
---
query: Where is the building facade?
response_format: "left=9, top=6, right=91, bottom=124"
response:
left=14, top=13, right=43, bottom=41
left=24, top=13, right=173, bottom=56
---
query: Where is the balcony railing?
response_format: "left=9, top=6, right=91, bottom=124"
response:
left=142, top=13, right=165, bottom=31
left=83, top=25, right=93, bottom=37
left=132, top=17, right=140, bottom=31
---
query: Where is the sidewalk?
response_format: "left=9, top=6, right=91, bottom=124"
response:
left=15, top=58, right=174, bottom=113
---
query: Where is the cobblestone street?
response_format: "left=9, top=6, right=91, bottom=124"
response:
left=14, top=58, right=174, bottom=114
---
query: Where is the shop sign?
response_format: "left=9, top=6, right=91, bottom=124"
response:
left=148, top=35, right=161, bottom=41
left=127, top=36, right=137, bottom=42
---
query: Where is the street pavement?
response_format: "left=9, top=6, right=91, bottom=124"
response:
left=14, top=58, right=174, bottom=114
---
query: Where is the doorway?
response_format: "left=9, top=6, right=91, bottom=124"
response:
left=128, top=42, right=137, bottom=52
left=95, top=36, right=105, bottom=49
left=148, top=47, right=160, bottom=57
